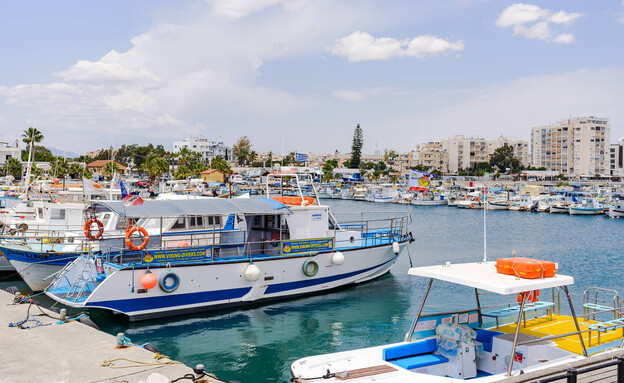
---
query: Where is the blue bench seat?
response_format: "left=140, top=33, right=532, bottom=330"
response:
left=383, top=339, right=449, bottom=370
left=475, top=329, right=503, bottom=353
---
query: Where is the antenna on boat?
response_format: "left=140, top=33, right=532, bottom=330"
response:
left=483, top=186, right=487, bottom=263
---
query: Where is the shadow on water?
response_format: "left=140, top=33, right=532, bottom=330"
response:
left=3, top=200, right=624, bottom=382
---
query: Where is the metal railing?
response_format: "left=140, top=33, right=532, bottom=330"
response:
left=537, top=356, right=624, bottom=383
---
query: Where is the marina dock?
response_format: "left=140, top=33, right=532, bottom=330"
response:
left=0, top=289, right=219, bottom=383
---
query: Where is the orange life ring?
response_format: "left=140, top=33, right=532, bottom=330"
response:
left=125, top=226, right=149, bottom=250
left=84, top=219, right=104, bottom=240
left=517, top=290, right=539, bottom=304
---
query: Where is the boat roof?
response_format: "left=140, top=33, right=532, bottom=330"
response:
left=85, top=198, right=290, bottom=218
left=408, top=261, right=574, bottom=294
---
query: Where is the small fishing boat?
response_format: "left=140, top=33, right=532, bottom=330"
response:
left=45, top=174, right=412, bottom=321
left=291, top=260, right=624, bottom=382
left=569, top=197, right=604, bottom=215
left=607, top=194, right=624, bottom=218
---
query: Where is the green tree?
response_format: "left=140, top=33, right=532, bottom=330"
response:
left=103, top=161, right=122, bottom=180
left=191, top=162, right=208, bottom=177
left=22, top=127, right=44, bottom=183
left=489, top=144, right=521, bottom=174
left=4, top=157, right=22, bottom=178
left=174, top=165, right=193, bottom=180
left=282, top=152, right=296, bottom=166
left=233, top=136, right=252, bottom=166
left=176, top=147, right=194, bottom=167
left=211, top=156, right=231, bottom=176
left=67, top=162, right=84, bottom=179
left=350, top=123, right=363, bottom=169
left=322, top=159, right=339, bottom=182
left=143, top=154, right=170, bottom=184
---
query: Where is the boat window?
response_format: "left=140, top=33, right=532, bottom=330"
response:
left=101, top=213, right=111, bottom=227
left=208, top=216, right=221, bottom=226
left=171, top=217, right=186, bottom=230
left=51, top=209, right=66, bottom=220
left=189, top=216, right=203, bottom=228
left=138, top=218, right=161, bottom=230
left=37, top=208, right=43, bottom=219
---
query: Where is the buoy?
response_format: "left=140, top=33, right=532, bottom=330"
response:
left=244, top=263, right=261, bottom=282
left=392, top=241, right=400, bottom=255
left=140, top=270, right=158, bottom=289
left=175, top=241, right=190, bottom=247
left=332, top=251, right=345, bottom=266
left=159, top=270, right=180, bottom=292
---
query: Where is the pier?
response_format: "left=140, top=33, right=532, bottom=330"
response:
left=0, top=289, right=220, bottom=383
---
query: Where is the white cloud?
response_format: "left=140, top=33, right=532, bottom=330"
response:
left=553, top=33, right=575, bottom=44
left=209, top=0, right=286, bottom=19
left=332, top=87, right=406, bottom=102
left=330, top=31, right=464, bottom=62
left=496, top=3, right=582, bottom=43
left=332, top=90, right=365, bottom=102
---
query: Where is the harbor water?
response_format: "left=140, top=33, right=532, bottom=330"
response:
left=2, top=199, right=623, bottom=382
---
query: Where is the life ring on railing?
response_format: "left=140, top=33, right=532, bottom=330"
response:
left=159, top=270, right=180, bottom=292
left=84, top=219, right=104, bottom=240
left=125, top=226, right=149, bottom=250
left=517, top=290, right=539, bottom=304
left=302, top=259, right=319, bottom=277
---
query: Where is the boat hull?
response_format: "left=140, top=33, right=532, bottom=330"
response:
left=47, top=241, right=407, bottom=321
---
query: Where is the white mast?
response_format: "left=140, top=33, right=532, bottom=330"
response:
left=483, top=186, right=487, bottom=262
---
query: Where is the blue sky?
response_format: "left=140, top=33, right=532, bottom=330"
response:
left=0, top=0, right=623, bottom=155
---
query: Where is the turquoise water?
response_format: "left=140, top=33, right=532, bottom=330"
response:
left=2, top=200, right=623, bottom=382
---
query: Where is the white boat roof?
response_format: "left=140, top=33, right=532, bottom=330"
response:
left=408, top=261, right=574, bottom=295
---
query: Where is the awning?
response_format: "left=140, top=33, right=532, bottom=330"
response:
left=85, top=197, right=290, bottom=218
left=408, top=261, right=574, bottom=295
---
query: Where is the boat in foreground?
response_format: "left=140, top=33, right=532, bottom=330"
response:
left=45, top=175, right=412, bottom=321
left=291, top=260, right=624, bottom=382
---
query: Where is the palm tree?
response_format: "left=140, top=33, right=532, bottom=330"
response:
left=21, top=127, right=44, bottom=185
left=103, top=161, right=122, bottom=180
left=67, top=163, right=84, bottom=179
left=5, top=157, right=22, bottom=178
left=176, top=147, right=193, bottom=167
left=144, top=154, right=169, bottom=184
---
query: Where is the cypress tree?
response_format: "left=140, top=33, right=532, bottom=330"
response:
left=350, top=123, right=363, bottom=169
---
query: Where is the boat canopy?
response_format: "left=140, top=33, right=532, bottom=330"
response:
left=408, top=261, right=574, bottom=295
left=84, top=198, right=290, bottom=218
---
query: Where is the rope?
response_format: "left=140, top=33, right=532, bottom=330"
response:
left=117, top=334, right=149, bottom=349
left=8, top=314, right=52, bottom=329
left=100, top=354, right=183, bottom=369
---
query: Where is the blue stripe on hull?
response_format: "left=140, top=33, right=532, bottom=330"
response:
left=86, top=256, right=398, bottom=315
left=1, top=246, right=80, bottom=266
left=87, top=286, right=252, bottom=312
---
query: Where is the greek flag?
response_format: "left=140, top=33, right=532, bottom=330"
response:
left=295, top=153, right=308, bottom=162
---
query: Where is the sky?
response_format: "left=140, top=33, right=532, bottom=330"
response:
left=0, top=0, right=623, bottom=156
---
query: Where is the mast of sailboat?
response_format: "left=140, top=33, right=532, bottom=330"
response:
left=483, top=185, right=487, bottom=263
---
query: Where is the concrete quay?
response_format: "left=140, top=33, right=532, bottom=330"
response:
left=0, top=289, right=222, bottom=383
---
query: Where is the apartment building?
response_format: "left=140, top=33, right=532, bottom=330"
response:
left=0, top=141, right=20, bottom=166
left=409, top=142, right=448, bottom=173
left=488, top=136, right=530, bottom=167
left=173, top=136, right=232, bottom=162
left=441, top=135, right=488, bottom=173
left=610, top=138, right=624, bottom=177
left=531, top=117, right=610, bottom=176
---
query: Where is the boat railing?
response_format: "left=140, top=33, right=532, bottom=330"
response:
left=584, top=287, right=620, bottom=320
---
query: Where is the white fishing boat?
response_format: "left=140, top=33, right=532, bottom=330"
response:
left=44, top=174, right=412, bottom=321
left=412, top=192, right=447, bottom=206
left=569, top=197, right=604, bottom=215
left=549, top=202, right=570, bottom=214
left=373, top=185, right=399, bottom=203
left=291, top=260, right=624, bottom=382
left=607, top=195, right=624, bottom=218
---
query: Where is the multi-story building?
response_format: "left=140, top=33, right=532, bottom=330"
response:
left=610, top=138, right=624, bottom=177
left=173, top=137, right=232, bottom=162
left=441, top=135, right=488, bottom=173
left=531, top=117, right=610, bottom=176
left=409, top=142, right=448, bottom=173
left=487, top=136, right=530, bottom=167
left=0, top=141, right=21, bottom=166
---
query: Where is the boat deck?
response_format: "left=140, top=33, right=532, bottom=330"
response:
left=498, top=314, right=623, bottom=355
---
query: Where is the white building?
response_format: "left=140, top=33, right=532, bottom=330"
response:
left=172, top=137, right=232, bottom=162
left=531, top=116, right=610, bottom=176
left=610, top=138, right=624, bottom=177
left=0, top=141, right=21, bottom=166
left=441, top=135, right=488, bottom=173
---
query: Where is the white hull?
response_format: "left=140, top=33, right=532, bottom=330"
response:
left=549, top=206, right=569, bottom=214
left=487, top=203, right=509, bottom=211
left=412, top=199, right=448, bottom=206
left=569, top=208, right=603, bottom=215
left=608, top=208, right=624, bottom=218
left=47, top=242, right=404, bottom=321
left=0, top=253, right=15, bottom=272
left=10, top=259, right=63, bottom=291
left=373, top=197, right=394, bottom=203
